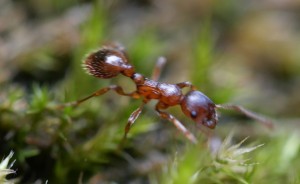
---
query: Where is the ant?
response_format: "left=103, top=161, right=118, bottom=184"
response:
left=59, top=43, right=273, bottom=144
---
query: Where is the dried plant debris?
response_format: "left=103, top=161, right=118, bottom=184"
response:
left=0, top=151, right=17, bottom=184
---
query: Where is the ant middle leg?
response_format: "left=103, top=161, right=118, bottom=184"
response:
left=57, top=85, right=139, bottom=109
left=123, top=103, right=145, bottom=140
left=151, top=57, right=167, bottom=81
left=155, top=102, right=198, bottom=144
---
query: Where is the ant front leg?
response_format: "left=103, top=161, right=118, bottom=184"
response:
left=176, top=81, right=197, bottom=91
left=155, top=102, right=198, bottom=144
left=151, top=57, right=167, bottom=81
left=57, top=85, right=139, bottom=109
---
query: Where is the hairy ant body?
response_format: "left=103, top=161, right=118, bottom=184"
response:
left=60, top=43, right=272, bottom=144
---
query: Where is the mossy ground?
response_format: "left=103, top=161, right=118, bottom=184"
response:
left=1, top=0, right=300, bottom=183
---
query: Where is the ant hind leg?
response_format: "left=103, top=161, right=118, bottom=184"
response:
left=57, top=85, right=139, bottom=109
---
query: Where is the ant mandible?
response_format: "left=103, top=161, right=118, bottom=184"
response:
left=59, top=43, right=272, bottom=144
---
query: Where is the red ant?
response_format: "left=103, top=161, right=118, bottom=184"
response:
left=59, top=43, right=272, bottom=144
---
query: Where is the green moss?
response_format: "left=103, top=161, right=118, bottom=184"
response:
left=1, top=1, right=299, bottom=183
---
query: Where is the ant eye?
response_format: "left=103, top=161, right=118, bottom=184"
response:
left=190, top=111, right=197, bottom=118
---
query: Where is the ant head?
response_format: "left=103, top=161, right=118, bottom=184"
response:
left=83, top=44, right=134, bottom=79
left=181, top=90, right=218, bottom=129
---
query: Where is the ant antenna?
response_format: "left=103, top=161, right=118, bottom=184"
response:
left=216, top=104, right=273, bottom=129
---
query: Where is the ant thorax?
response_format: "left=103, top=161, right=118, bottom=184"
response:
left=156, top=82, right=183, bottom=105
left=136, top=78, right=183, bottom=106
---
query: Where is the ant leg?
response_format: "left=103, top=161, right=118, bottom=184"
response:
left=123, top=103, right=145, bottom=140
left=155, top=103, right=198, bottom=144
left=176, top=81, right=197, bottom=90
left=151, top=57, right=167, bottom=81
left=57, top=85, right=139, bottom=109
left=216, top=104, right=273, bottom=129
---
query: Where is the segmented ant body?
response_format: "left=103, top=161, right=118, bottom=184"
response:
left=60, top=43, right=272, bottom=144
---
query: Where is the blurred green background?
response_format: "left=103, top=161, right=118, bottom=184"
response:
left=1, top=0, right=300, bottom=183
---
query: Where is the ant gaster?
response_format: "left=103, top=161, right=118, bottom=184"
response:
left=60, top=43, right=272, bottom=144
